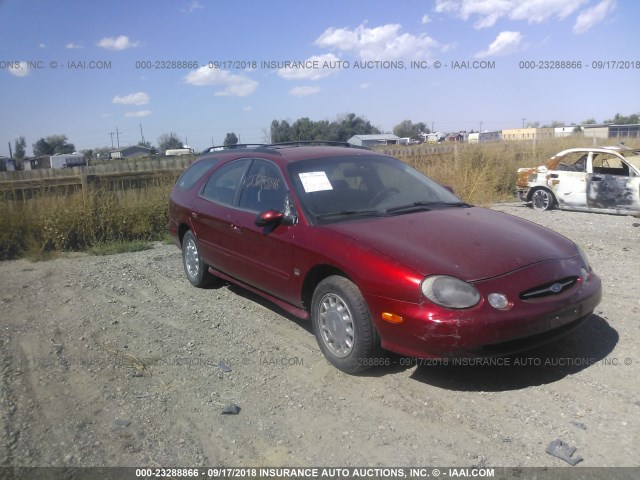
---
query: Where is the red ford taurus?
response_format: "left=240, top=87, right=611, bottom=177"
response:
left=169, top=143, right=602, bottom=373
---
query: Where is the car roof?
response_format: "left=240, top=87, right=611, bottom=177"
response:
left=197, top=142, right=383, bottom=165
left=553, top=146, right=631, bottom=157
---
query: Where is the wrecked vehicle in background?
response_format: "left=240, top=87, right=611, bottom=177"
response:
left=516, top=146, right=640, bottom=215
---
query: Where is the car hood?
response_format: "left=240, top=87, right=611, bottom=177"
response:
left=323, top=207, right=577, bottom=281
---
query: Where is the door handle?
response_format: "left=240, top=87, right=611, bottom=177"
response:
left=191, top=211, right=199, bottom=219
left=591, top=176, right=602, bottom=182
left=231, top=223, right=242, bottom=232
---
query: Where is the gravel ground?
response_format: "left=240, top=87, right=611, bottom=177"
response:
left=1, top=202, right=639, bottom=469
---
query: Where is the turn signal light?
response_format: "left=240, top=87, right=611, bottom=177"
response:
left=381, top=312, right=403, bottom=324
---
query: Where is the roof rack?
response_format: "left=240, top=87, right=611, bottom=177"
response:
left=201, top=144, right=267, bottom=154
left=200, top=140, right=371, bottom=155
left=266, top=141, right=368, bottom=149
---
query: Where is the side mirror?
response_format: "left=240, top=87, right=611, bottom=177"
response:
left=255, top=209, right=284, bottom=227
left=442, top=184, right=455, bottom=194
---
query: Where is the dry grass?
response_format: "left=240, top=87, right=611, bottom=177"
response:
left=394, top=137, right=640, bottom=205
left=0, top=176, right=175, bottom=260
left=1, top=138, right=638, bottom=260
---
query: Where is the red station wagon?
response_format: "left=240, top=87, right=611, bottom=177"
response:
left=169, top=143, right=602, bottom=373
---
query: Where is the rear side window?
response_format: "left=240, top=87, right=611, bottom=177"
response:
left=200, top=158, right=251, bottom=205
left=175, top=158, right=219, bottom=190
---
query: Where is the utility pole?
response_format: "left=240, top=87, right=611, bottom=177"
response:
left=522, top=118, right=526, bottom=128
left=8, top=141, right=13, bottom=159
left=108, top=132, right=115, bottom=148
left=116, top=127, right=120, bottom=148
left=431, top=122, right=435, bottom=133
left=139, top=123, right=145, bottom=144
left=479, top=121, right=483, bottom=132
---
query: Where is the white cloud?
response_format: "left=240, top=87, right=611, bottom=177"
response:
left=289, top=86, right=321, bottom=97
left=184, top=67, right=258, bottom=97
left=277, top=54, right=343, bottom=81
left=360, top=83, right=370, bottom=89
left=8, top=61, right=29, bottom=77
left=112, top=92, right=150, bottom=106
left=435, top=0, right=589, bottom=29
left=65, top=42, right=84, bottom=49
left=125, top=110, right=151, bottom=117
left=38, top=43, right=46, bottom=48
left=98, top=35, right=140, bottom=51
left=243, top=106, right=252, bottom=112
left=421, top=14, right=432, bottom=24
left=314, top=22, right=440, bottom=60
left=475, top=31, right=523, bottom=58
left=573, top=0, right=616, bottom=33
left=181, top=0, right=204, bottom=13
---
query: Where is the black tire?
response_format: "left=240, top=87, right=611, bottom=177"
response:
left=181, top=230, right=217, bottom=288
left=530, top=188, right=555, bottom=211
left=311, top=275, right=382, bottom=374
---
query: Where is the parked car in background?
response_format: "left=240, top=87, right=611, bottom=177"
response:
left=516, top=145, right=640, bottom=215
left=170, top=143, right=601, bottom=373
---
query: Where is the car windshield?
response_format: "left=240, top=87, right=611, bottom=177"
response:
left=288, top=154, right=466, bottom=223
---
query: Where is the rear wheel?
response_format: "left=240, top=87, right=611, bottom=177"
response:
left=311, top=276, right=381, bottom=374
left=182, top=230, right=217, bottom=288
left=530, top=188, right=555, bottom=211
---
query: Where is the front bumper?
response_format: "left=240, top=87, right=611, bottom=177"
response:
left=365, top=258, right=602, bottom=359
left=515, top=187, right=530, bottom=202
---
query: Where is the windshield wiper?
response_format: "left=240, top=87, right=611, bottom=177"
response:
left=315, top=209, right=383, bottom=219
left=385, top=201, right=471, bottom=214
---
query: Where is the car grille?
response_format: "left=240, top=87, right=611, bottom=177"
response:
left=519, top=276, right=578, bottom=300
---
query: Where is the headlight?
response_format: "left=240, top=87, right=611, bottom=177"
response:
left=575, top=244, right=591, bottom=271
left=421, top=275, right=481, bottom=309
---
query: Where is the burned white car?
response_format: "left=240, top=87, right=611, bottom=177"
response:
left=516, top=146, right=640, bottom=215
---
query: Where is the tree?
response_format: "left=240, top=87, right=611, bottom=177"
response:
left=32, top=134, right=75, bottom=156
left=604, top=112, right=640, bottom=125
left=290, top=118, right=331, bottom=141
left=271, top=120, right=292, bottom=143
left=270, top=114, right=380, bottom=143
left=582, top=118, right=597, bottom=125
left=224, top=133, right=239, bottom=146
left=573, top=126, right=583, bottom=133
left=14, top=136, right=26, bottom=159
left=329, top=113, right=380, bottom=141
left=393, top=120, right=428, bottom=139
left=525, top=121, right=540, bottom=128
left=270, top=120, right=293, bottom=143
left=157, top=132, right=183, bottom=153
left=138, top=140, right=153, bottom=149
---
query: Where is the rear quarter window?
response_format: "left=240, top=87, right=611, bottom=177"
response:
left=175, top=158, right=220, bottom=190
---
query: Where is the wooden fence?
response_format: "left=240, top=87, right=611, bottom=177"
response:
left=0, top=156, right=196, bottom=202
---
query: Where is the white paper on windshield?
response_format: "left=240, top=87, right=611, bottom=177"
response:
left=299, top=171, right=333, bottom=193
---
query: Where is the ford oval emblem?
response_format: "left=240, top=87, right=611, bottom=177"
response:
left=550, top=283, right=563, bottom=293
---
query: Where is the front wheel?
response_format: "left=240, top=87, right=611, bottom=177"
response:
left=311, top=276, right=381, bottom=374
left=530, top=188, right=555, bottom=211
left=182, top=230, right=217, bottom=288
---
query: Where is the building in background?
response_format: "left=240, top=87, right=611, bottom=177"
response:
left=502, top=128, right=554, bottom=141
left=347, top=134, right=400, bottom=147
left=49, top=153, right=86, bottom=169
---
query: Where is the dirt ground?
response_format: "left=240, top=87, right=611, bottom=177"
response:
left=1, top=203, right=638, bottom=470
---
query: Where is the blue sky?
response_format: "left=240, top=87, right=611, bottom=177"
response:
left=0, top=0, right=636, bottom=155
